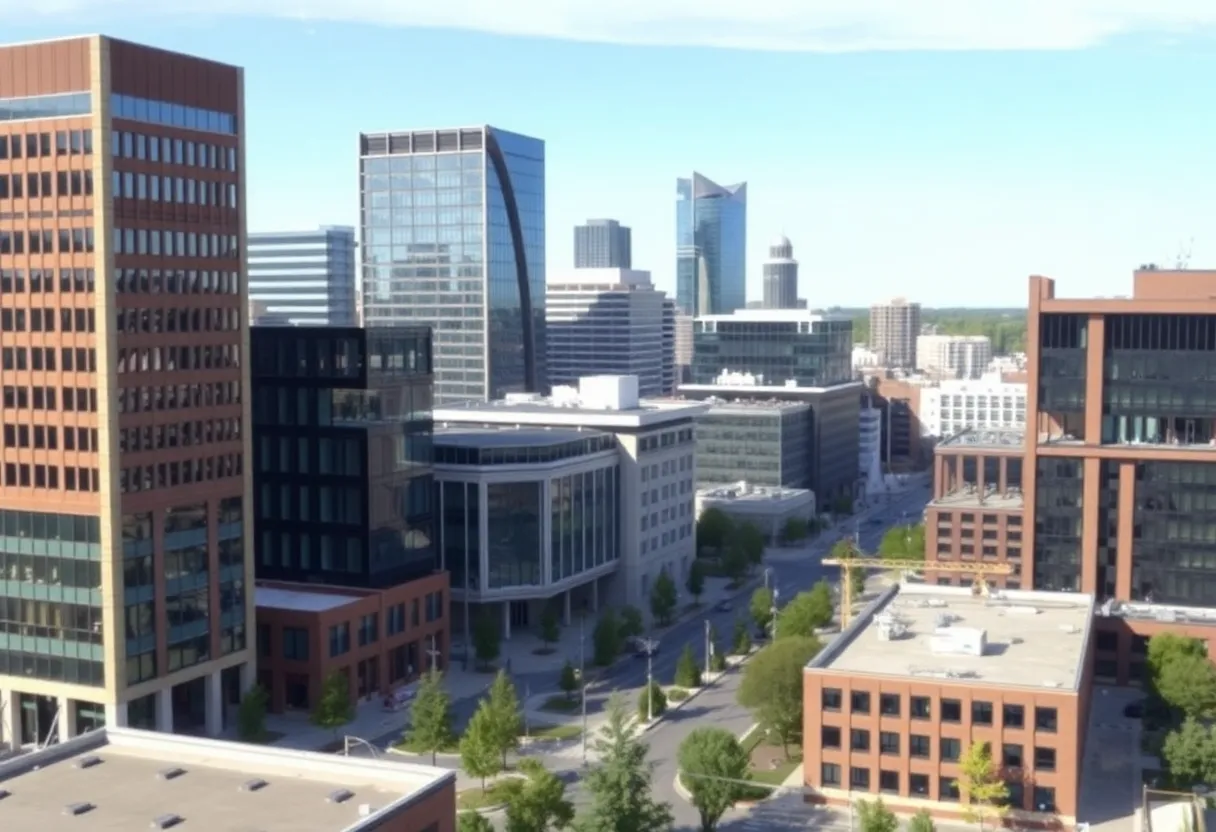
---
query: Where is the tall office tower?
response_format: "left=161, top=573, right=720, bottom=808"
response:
left=248, top=225, right=357, bottom=326
left=661, top=297, right=676, bottom=394
left=0, top=36, right=253, bottom=747
left=546, top=268, right=673, bottom=397
left=869, top=297, right=922, bottom=369
left=762, top=234, right=799, bottom=309
left=673, top=313, right=694, bottom=386
left=675, top=172, right=746, bottom=316
left=915, top=334, right=993, bottom=379
left=574, top=219, right=631, bottom=269
left=359, top=126, right=545, bottom=405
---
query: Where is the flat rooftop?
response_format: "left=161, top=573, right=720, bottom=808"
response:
left=0, top=728, right=454, bottom=832
left=698, top=482, right=812, bottom=504
left=929, top=491, right=1025, bottom=511
left=434, top=425, right=608, bottom=448
left=938, top=428, right=1025, bottom=450
left=811, top=583, right=1093, bottom=691
left=255, top=585, right=362, bottom=613
left=434, top=397, right=707, bottom=429
left=703, top=398, right=810, bottom=413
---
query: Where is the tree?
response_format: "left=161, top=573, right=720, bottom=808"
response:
left=459, top=812, right=495, bottom=832
left=506, top=757, right=575, bottom=832
left=955, top=741, right=1009, bottom=831
left=559, top=661, right=580, bottom=700
left=460, top=703, right=503, bottom=789
left=686, top=561, right=706, bottom=604
left=731, top=522, right=765, bottom=570
left=594, top=610, right=622, bottom=666
left=472, top=610, right=502, bottom=669
left=849, top=566, right=867, bottom=600
left=732, top=618, right=752, bottom=655
left=638, top=681, right=667, bottom=721
left=650, top=571, right=678, bottom=626
left=830, top=537, right=862, bottom=560
left=855, top=798, right=899, bottom=832
left=1162, top=718, right=1216, bottom=788
left=776, top=582, right=833, bottom=639
left=696, top=508, right=734, bottom=555
left=720, top=542, right=749, bottom=583
left=750, top=586, right=775, bottom=635
left=908, top=809, right=937, bottom=832
left=678, top=727, right=752, bottom=832
left=781, top=517, right=809, bottom=544
left=575, top=694, right=674, bottom=832
left=310, top=671, right=353, bottom=736
left=738, top=636, right=822, bottom=756
left=1148, top=633, right=1207, bottom=680
left=709, top=629, right=727, bottom=672
left=405, top=669, right=455, bottom=765
left=618, top=606, right=644, bottom=641
left=236, top=684, right=269, bottom=742
left=675, top=644, right=702, bottom=688
left=539, top=606, right=561, bottom=650
left=485, top=670, right=523, bottom=766
left=1157, top=652, right=1216, bottom=719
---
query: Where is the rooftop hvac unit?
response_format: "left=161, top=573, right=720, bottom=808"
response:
left=874, top=613, right=909, bottom=641
left=929, top=627, right=987, bottom=657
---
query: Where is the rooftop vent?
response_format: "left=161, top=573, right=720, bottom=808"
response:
left=328, top=789, right=355, bottom=804
left=1058, top=624, right=1080, bottom=634
left=75, top=755, right=102, bottom=769
left=64, top=802, right=94, bottom=816
left=0, top=788, right=10, bottom=800
left=157, top=767, right=186, bottom=781
left=358, top=804, right=375, bottom=817
left=1042, top=680, right=1062, bottom=688
left=241, top=778, right=269, bottom=792
left=151, top=813, right=184, bottom=829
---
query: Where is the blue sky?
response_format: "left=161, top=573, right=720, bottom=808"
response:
left=6, top=3, right=1216, bottom=306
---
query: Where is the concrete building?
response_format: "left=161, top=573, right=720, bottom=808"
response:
left=248, top=226, right=357, bottom=326
left=916, top=334, right=993, bottom=380
left=695, top=399, right=811, bottom=489
left=852, top=345, right=883, bottom=373
left=695, top=482, right=815, bottom=542
left=358, top=126, right=546, bottom=404
left=675, top=173, right=746, bottom=316
left=859, top=397, right=884, bottom=493
left=762, top=234, right=799, bottom=309
left=919, top=376, right=1028, bottom=438
left=803, top=582, right=1094, bottom=826
left=0, top=35, right=253, bottom=748
left=870, top=298, right=922, bottom=370
left=862, top=375, right=933, bottom=471
left=0, top=726, right=456, bottom=832
left=574, top=218, right=631, bottom=269
left=432, top=376, right=708, bottom=611
left=691, top=308, right=853, bottom=389
left=673, top=312, right=694, bottom=387
left=545, top=267, right=674, bottom=397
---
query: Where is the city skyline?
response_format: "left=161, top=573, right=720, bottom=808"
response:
left=2, top=9, right=1214, bottom=308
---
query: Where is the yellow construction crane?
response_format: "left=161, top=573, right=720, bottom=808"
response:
left=822, top=558, right=1016, bottom=628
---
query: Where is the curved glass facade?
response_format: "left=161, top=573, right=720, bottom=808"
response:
left=675, top=173, right=746, bottom=316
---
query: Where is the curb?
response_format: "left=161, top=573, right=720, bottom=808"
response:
left=386, top=745, right=461, bottom=761
left=637, top=648, right=757, bottom=734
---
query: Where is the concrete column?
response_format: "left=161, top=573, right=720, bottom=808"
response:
left=502, top=602, right=512, bottom=641
left=155, top=687, right=174, bottom=734
left=104, top=701, right=128, bottom=729
left=0, top=688, right=18, bottom=749
left=591, top=578, right=599, bottom=613
left=563, top=590, right=572, bottom=627
left=205, top=671, right=223, bottom=737
left=239, top=661, right=255, bottom=697
left=56, top=696, right=74, bottom=742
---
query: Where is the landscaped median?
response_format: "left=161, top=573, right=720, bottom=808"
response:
left=455, top=774, right=525, bottom=814
left=672, top=723, right=802, bottom=809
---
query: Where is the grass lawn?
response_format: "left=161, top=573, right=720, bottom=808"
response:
left=456, top=780, right=519, bottom=812
left=667, top=687, right=690, bottom=702
left=539, top=694, right=581, bottom=714
left=394, top=735, right=460, bottom=754
left=527, top=722, right=581, bottom=741
left=742, top=729, right=801, bottom=786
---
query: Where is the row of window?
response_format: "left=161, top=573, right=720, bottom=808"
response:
left=116, top=306, right=239, bottom=335
left=3, top=424, right=97, bottom=452
left=119, top=453, right=243, bottom=493
left=112, top=169, right=238, bottom=209
left=0, top=228, right=96, bottom=255
left=823, top=726, right=1057, bottom=770
left=1, top=348, right=91, bottom=375
left=821, top=689, right=1058, bottom=731
left=819, top=765, right=1057, bottom=812
left=112, top=129, right=237, bottom=170
left=0, top=384, right=94, bottom=412
left=115, top=267, right=241, bottom=295
left=0, top=307, right=96, bottom=333
left=0, top=130, right=93, bottom=160
left=118, top=345, right=241, bottom=377
left=112, top=228, right=240, bottom=260
left=118, top=418, right=241, bottom=453
left=2, top=462, right=98, bottom=491
left=0, top=170, right=94, bottom=200
left=0, top=268, right=94, bottom=294
left=116, top=381, right=241, bottom=414
left=328, top=594, right=446, bottom=658
left=936, top=511, right=1024, bottom=527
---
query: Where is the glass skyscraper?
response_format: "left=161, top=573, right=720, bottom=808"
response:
left=676, top=172, right=747, bottom=316
left=359, top=126, right=546, bottom=404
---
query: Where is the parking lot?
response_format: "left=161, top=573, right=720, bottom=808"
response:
left=1077, top=685, right=1145, bottom=832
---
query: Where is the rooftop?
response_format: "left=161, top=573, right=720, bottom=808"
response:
left=938, top=428, right=1026, bottom=450
left=254, top=585, right=363, bottom=613
left=810, top=583, right=1093, bottom=691
left=547, top=268, right=654, bottom=287
left=695, top=308, right=843, bottom=324
left=435, top=426, right=607, bottom=449
left=0, top=728, right=454, bottom=832
left=698, top=482, right=812, bottom=504
left=929, top=491, right=1025, bottom=511
left=702, top=397, right=810, bottom=413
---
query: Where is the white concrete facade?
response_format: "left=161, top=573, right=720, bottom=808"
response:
left=915, top=334, right=993, bottom=379
left=919, top=376, right=1028, bottom=438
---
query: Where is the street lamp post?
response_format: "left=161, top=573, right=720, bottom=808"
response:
left=703, top=620, right=712, bottom=680
left=770, top=587, right=779, bottom=640
left=646, top=646, right=654, bottom=723
left=579, top=615, right=588, bottom=767
left=764, top=567, right=772, bottom=589
left=426, top=634, right=441, bottom=673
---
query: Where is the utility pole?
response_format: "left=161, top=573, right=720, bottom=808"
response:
left=764, top=567, right=772, bottom=589
left=579, top=614, right=588, bottom=767
left=703, top=620, right=712, bottom=680
left=646, top=646, right=654, bottom=722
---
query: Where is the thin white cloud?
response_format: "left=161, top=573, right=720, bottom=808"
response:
left=9, top=0, right=1216, bottom=51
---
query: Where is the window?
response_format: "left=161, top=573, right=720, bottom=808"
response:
left=283, top=626, right=309, bottom=661
left=1035, top=706, right=1058, bottom=732
left=358, top=613, right=378, bottom=647
left=328, top=622, right=350, bottom=657
left=941, top=698, right=962, bottom=723
left=1003, top=703, right=1025, bottom=729
left=1002, top=743, right=1023, bottom=768
left=821, top=726, right=841, bottom=749
left=849, top=767, right=870, bottom=790
left=910, top=735, right=931, bottom=758
left=850, top=729, right=870, bottom=752
left=821, top=763, right=841, bottom=787
left=1033, top=785, right=1056, bottom=812
left=939, top=777, right=960, bottom=801
left=1096, top=630, right=1118, bottom=651
left=972, top=700, right=994, bottom=725
left=940, top=737, right=961, bottom=762
left=910, top=773, right=929, bottom=796
left=910, top=696, right=931, bottom=719
left=850, top=691, right=871, bottom=714
left=879, top=693, right=901, bottom=716
left=879, top=732, right=900, bottom=755
left=822, top=688, right=842, bottom=711
left=879, top=770, right=899, bottom=794
left=1034, top=746, right=1056, bottom=771
left=387, top=602, right=405, bottom=636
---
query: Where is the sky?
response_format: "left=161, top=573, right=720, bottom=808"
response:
left=4, top=2, right=1216, bottom=307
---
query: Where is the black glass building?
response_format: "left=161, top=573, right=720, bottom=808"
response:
left=251, top=326, right=436, bottom=588
left=691, top=309, right=853, bottom=388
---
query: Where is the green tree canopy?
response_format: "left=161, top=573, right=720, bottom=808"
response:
left=406, top=670, right=455, bottom=765
left=781, top=517, right=809, bottom=544
left=650, top=571, right=678, bottom=626
left=720, top=543, right=749, bottom=583
left=505, top=758, right=575, bottom=832
left=678, top=727, right=753, bottom=832
left=485, top=670, right=523, bottom=766
left=560, top=661, right=580, bottom=700
left=593, top=611, right=622, bottom=666
left=955, top=741, right=1008, bottom=831
left=236, top=684, right=269, bottom=742
left=696, top=508, right=734, bottom=554
left=1157, top=652, right=1216, bottom=719
left=458, top=811, right=496, bottom=832
left=908, top=809, right=937, bottom=832
left=472, top=610, right=502, bottom=668
left=749, top=586, right=775, bottom=633
left=731, top=522, right=765, bottom=569
left=776, top=582, right=833, bottom=639
left=539, top=606, right=561, bottom=648
left=738, top=636, right=822, bottom=755
left=675, top=644, right=702, bottom=689
left=686, top=560, right=706, bottom=602
left=618, top=606, right=644, bottom=641
left=459, top=703, right=503, bottom=789
left=732, top=618, right=752, bottom=655
left=1162, top=718, right=1216, bottom=788
left=876, top=524, right=924, bottom=560
left=638, top=681, right=667, bottom=721
left=830, top=537, right=862, bottom=560
left=310, top=671, right=353, bottom=735
left=856, top=798, right=899, bottom=832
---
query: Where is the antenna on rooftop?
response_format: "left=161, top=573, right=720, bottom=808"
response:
left=1175, top=237, right=1194, bottom=269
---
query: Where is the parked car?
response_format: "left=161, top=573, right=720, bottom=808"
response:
left=715, top=600, right=733, bottom=613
